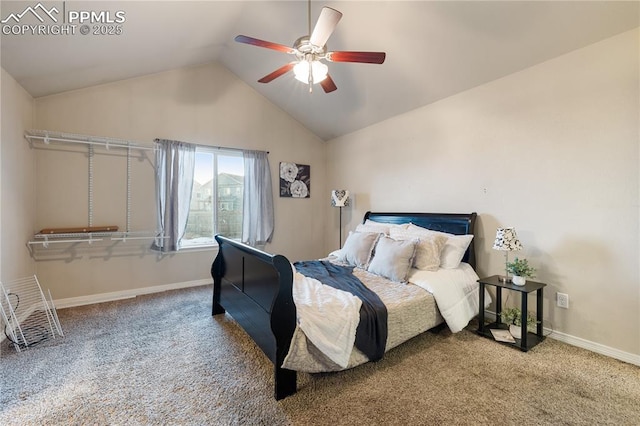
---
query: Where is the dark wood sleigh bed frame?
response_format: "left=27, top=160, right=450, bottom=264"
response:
left=211, top=211, right=477, bottom=400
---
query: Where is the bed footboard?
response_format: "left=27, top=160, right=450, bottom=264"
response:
left=211, top=235, right=297, bottom=400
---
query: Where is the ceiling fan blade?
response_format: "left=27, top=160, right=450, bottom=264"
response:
left=234, top=35, right=295, bottom=54
left=320, top=75, right=338, bottom=93
left=326, top=51, right=386, bottom=64
left=258, top=62, right=296, bottom=83
left=309, top=7, right=343, bottom=47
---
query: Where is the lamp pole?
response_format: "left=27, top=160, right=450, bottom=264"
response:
left=339, top=206, right=343, bottom=248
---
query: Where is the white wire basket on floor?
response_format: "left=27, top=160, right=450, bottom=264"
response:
left=0, top=275, right=63, bottom=352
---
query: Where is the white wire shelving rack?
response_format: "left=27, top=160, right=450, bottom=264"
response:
left=0, top=275, right=63, bottom=352
left=28, top=231, right=166, bottom=248
left=25, top=130, right=164, bottom=248
left=25, top=129, right=154, bottom=152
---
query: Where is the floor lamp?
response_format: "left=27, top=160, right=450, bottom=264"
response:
left=331, top=189, right=350, bottom=248
left=492, top=227, right=523, bottom=282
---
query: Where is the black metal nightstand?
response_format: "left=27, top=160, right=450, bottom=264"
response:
left=477, top=275, right=546, bottom=351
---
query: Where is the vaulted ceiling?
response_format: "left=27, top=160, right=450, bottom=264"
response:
left=2, top=1, right=638, bottom=140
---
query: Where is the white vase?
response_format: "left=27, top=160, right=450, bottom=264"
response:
left=509, top=324, right=522, bottom=339
left=512, top=275, right=526, bottom=286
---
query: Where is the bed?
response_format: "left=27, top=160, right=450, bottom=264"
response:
left=211, top=212, right=481, bottom=400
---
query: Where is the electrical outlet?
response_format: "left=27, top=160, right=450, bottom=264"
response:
left=557, top=292, right=569, bottom=309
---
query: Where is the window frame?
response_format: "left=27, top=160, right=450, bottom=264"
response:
left=180, top=147, right=244, bottom=249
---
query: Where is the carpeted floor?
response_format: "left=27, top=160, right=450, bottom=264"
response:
left=1, top=285, right=639, bottom=425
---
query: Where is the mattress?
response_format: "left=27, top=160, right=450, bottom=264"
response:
left=282, top=264, right=443, bottom=372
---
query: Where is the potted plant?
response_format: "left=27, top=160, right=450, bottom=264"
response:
left=500, top=307, right=539, bottom=339
left=506, top=257, right=536, bottom=286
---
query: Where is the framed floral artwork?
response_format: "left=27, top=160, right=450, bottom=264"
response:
left=279, top=162, right=310, bottom=198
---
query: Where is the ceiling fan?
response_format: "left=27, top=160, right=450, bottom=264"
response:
left=234, top=3, right=386, bottom=93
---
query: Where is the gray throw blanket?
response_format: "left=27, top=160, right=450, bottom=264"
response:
left=293, top=260, right=388, bottom=361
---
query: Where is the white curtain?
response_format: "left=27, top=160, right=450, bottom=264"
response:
left=242, top=150, right=274, bottom=247
left=151, top=139, right=196, bottom=252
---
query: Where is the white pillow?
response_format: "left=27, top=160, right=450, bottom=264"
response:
left=407, top=224, right=473, bottom=269
left=367, top=236, right=418, bottom=283
left=439, top=234, right=474, bottom=268
left=389, top=226, right=447, bottom=271
left=336, top=231, right=381, bottom=269
left=355, top=219, right=409, bottom=235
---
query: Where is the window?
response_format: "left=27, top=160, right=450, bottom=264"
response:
left=181, top=148, right=244, bottom=248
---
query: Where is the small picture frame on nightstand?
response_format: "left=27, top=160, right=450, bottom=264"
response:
left=490, top=328, right=516, bottom=343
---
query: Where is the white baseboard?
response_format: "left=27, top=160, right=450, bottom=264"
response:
left=545, top=329, right=640, bottom=367
left=8, top=287, right=638, bottom=367
left=484, top=309, right=640, bottom=367
left=53, top=279, right=212, bottom=309
left=0, top=280, right=211, bottom=345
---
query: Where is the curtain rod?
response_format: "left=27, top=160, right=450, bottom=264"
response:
left=154, top=138, right=268, bottom=155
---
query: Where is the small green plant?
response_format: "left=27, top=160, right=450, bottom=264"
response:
left=500, top=307, right=538, bottom=329
left=506, top=257, right=536, bottom=278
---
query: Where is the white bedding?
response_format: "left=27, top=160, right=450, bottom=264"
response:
left=408, top=262, right=491, bottom=333
left=283, top=261, right=490, bottom=372
left=291, top=267, right=362, bottom=368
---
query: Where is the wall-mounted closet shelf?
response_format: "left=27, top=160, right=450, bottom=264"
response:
left=25, top=129, right=153, bottom=151
left=28, top=231, right=166, bottom=248
left=26, top=129, right=162, bottom=251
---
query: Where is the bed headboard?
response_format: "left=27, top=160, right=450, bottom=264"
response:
left=363, top=211, right=477, bottom=269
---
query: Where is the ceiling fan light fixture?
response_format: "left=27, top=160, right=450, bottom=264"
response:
left=293, top=60, right=328, bottom=84
left=234, top=5, right=385, bottom=93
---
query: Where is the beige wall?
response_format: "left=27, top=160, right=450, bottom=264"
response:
left=1, top=68, right=36, bottom=282
left=326, top=29, right=640, bottom=356
left=32, top=62, right=326, bottom=300
left=4, top=28, right=637, bottom=359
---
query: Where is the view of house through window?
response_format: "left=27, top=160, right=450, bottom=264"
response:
left=181, top=149, right=244, bottom=247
